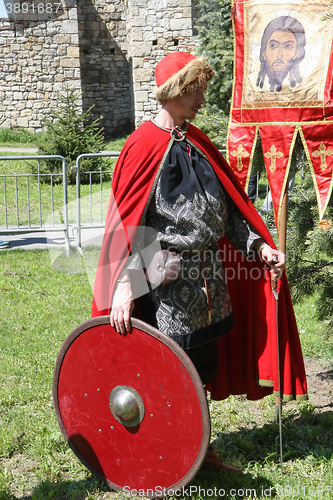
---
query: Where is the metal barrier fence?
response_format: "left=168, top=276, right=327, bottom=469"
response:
left=72, top=152, right=120, bottom=252
left=0, top=151, right=120, bottom=253
left=0, top=154, right=70, bottom=253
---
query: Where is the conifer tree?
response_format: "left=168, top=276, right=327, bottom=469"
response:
left=193, top=0, right=233, bottom=148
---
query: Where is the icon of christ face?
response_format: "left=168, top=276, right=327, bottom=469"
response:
left=264, top=29, right=297, bottom=89
left=256, top=16, right=306, bottom=92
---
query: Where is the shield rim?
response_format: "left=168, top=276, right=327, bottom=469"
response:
left=53, top=316, right=210, bottom=497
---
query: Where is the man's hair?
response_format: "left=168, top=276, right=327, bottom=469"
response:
left=256, top=16, right=306, bottom=92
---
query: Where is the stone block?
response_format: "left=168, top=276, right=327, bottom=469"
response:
left=67, top=46, right=79, bottom=57
left=135, top=90, right=148, bottom=101
left=60, top=57, right=80, bottom=68
left=55, top=34, right=71, bottom=44
left=68, top=8, right=78, bottom=20
left=16, top=117, right=30, bottom=127
left=131, top=28, right=143, bottom=42
left=134, top=68, right=153, bottom=82
left=59, top=20, right=78, bottom=34
left=170, top=18, right=192, bottom=30
left=71, top=35, right=79, bottom=44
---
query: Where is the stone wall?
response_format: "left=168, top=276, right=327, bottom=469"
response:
left=0, top=0, right=82, bottom=132
left=127, top=0, right=197, bottom=125
left=77, top=0, right=135, bottom=137
left=0, top=0, right=197, bottom=137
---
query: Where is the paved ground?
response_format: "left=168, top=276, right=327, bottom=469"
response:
left=0, top=146, right=38, bottom=153
left=0, top=227, right=105, bottom=251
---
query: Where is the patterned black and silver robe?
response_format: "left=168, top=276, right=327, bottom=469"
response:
left=136, top=134, right=261, bottom=382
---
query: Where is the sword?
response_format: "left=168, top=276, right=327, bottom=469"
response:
left=271, top=254, right=283, bottom=470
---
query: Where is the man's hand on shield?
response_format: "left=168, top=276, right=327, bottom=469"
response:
left=110, top=280, right=134, bottom=334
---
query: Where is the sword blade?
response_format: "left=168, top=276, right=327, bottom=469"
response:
left=271, top=255, right=283, bottom=470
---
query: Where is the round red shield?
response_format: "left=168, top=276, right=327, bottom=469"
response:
left=53, top=317, right=210, bottom=497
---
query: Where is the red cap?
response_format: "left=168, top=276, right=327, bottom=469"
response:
left=155, top=52, right=196, bottom=87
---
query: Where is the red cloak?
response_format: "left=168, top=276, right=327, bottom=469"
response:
left=92, top=120, right=307, bottom=401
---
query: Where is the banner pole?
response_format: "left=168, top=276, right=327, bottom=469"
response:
left=279, top=184, right=288, bottom=253
left=275, top=183, right=288, bottom=468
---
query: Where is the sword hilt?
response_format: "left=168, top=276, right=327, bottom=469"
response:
left=271, top=254, right=278, bottom=299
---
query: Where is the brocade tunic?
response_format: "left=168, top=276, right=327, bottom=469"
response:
left=142, top=130, right=261, bottom=350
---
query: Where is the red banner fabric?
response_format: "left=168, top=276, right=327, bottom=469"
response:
left=300, top=124, right=333, bottom=219
left=228, top=125, right=258, bottom=189
left=228, top=0, right=333, bottom=221
left=259, top=125, right=297, bottom=229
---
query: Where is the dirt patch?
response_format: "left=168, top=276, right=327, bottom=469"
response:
left=0, top=456, right=40, bottom=497
left=245, top=356, right=333, bottom=425
left=213, top=356, right=333, bottom=430
left=302, top=356, right=333, bottom=412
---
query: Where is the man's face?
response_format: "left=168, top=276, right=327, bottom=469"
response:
left=264, top=29, right=297, bottom=83
left=171, top=85, right=207, bottom=122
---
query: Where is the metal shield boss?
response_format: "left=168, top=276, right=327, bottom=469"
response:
left=53, top=317, right=210, bottom=496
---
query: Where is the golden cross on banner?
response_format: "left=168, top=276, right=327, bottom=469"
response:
left=264, top=145, right=283, bottom=172
left=230, top=144, right=249, bottom=171
left=312, top=143, right=333, bottom=171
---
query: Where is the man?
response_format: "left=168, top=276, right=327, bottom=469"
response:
left=256, top=15, right=306, bottom=92
left=92, top=51, right=307, bottom=472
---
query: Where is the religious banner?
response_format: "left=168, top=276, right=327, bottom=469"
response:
left=259, top=125, right=297, bottom=226
left=300, top=124, right=333, bottom=219
left=228, top=125, right=258, bottom=188
left=228, top=0, right=333, bottom=230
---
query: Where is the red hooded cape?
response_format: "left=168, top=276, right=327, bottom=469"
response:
left=92, top=120, right=307, bottom=402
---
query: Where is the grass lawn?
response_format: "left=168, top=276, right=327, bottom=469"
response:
left=0, top=128, right=127, bottom=152
left=0, top=249, right=332, bottom=500
left=0, top=130, right=332, bottom=499
left=0, top=129, right=37, bottom=149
